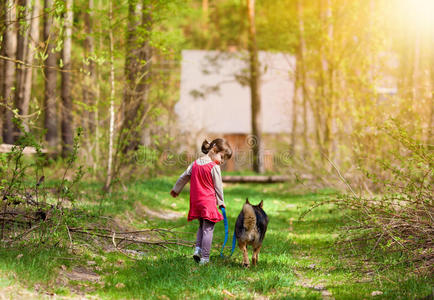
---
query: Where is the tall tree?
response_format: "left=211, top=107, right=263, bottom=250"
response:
left=202, top=0, right=208, bottom=36
left=2, top=0, right=17, bottom=144
left=83, top=0, right=96, bottom=135
left=297, top=0, right=309, bottom=156
left=83, top=0, right=99, bottom=169
left=104, top=0, right=116, bottom=192
left=43, top=0, right=58, bottom=149
left=289, top=33, right=299, bottom=155
left=15, top=0, right=40, bottom=132
left=246, top=0, right=264, bottom=173
left=290, top=0, right=309, bottom=157
left=61, top=0, right=73, bottom=156
left=428, top=40, right=434, bottom=146
left=321, top=0, right=334, bottom=159
left=0, top=1, right=6, bottom=140
left=118, top=0, right=152, bottom=153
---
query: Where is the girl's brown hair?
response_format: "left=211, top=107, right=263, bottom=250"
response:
left=201, top=138, right=233, bottom=160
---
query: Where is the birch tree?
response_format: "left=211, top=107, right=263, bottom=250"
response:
left=104, top=0, right=116, bottom=192
left=15, top=0, right=40, bottom=132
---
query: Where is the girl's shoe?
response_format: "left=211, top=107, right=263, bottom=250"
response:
left=193, top=247, right=202, bottom=263
left=199, top=258, right=209, bottom=265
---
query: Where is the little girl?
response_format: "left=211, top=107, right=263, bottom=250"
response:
left=170, top=138, right=232, bottom=265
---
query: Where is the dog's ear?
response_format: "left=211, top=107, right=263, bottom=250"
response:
left=246, top=198, right=250, bottom=204
left=259, top=200, right=263, bottom=208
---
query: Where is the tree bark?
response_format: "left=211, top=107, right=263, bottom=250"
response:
left=289, top=43, right=299, bottom=156
left=2, top=0, right=17, bottom=144
left=43, top=0, right=58, bottom=150
left=428, top=42, right=434, bottom=147
left=297, top=0, right=309, bottom=156
left=202, top=0, right=208, bottom=33
left=412, top=32, right=421, bottom=108
left=15, top=0, right=39, bottom=132
left=0, top=1, right=6, bottom=140
left=83, top=0, right=96, bottom=135
left=290, top=0, right=309, bottom=157
left=104, top=0, right=116, bottom=192
left=14, top=0, right=30, bottom=135
left=119, top=0, right=152, bottom=153
left=246, top=0, right=264, bottom=173
left=61, top=0, right=73, bottom=156
left=321, top=0, right=334, bottom=159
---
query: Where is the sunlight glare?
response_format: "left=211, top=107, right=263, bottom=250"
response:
left=398, top=0, right=434, bottom=35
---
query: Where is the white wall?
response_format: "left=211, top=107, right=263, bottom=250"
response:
left=175, top=50, right=296, bottom=134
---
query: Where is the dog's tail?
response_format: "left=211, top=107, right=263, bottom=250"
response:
left=242, top=201, right=256, bottom=231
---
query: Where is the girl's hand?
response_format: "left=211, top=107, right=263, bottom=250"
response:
left=219, top=203, right=226, bottom=209
left=170, top=190, right=178, bottom=198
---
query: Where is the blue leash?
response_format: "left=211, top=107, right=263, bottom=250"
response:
left=220, top=207, right=236, bottom=258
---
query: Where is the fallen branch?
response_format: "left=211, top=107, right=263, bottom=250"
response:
left=13, top=224, right=41, bottom=241
left=69, top=228, right=194, bottom=248
left=222, top=175, right=289, bottom=183
left=66, top=225, right=73, bottom=248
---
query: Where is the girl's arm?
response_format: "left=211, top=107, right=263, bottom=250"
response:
left=211, top=165, right=225, bottom=208
left=171, top=162, right=193, bottom=196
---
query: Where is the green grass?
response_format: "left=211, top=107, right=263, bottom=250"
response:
left=0, top=177, right=432, bottom=299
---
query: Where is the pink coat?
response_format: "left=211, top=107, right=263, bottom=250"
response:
left=187, top=160, right=223, bottom=223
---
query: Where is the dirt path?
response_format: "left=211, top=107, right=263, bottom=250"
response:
left=0, top=271, right=99, bottom=300
left=294, top=270, right=335, bottom=300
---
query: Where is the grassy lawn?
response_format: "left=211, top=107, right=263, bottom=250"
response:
left=0, top=177, right=432, bottom=299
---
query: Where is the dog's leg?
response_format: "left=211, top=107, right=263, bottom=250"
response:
left=252, top=244, right=262, bottom=266
left=238, top=241, right=250, bottom=268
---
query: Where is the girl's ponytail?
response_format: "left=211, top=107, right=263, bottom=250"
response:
left=201, top=138, right=232, bottom=159
left=201, top=140, right=212, bottom=154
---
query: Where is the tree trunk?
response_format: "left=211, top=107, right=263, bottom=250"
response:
left=246, top=0, right=264, bottom=173
left=61, top=0, right=73, bottom=157
left=321, top=0, right=334, bottom=159
left=428, top=42, right=434, bottom=146
left=15, top=0, right=39, bottom=132
left=412, top=32, right=421, bottom=108
left=289, top=43, right=299, bottom=156
left=104, top=0, right=116, bottom=192
left=14, top=0, right=30, bottom=135
left=202, top=0, right=208, bottom=18
left=94, top=0, right=105, bottom=171
left=83, top=0, right=96, bottom=135
left=202, top=0, right=208, bottom=33
left=297, top=0, right=309, bottom=157
left=43, top=0, right=58, bottom=150
left=119, top=0, right=152, bottom=153
left=2, top=0, right=17, bottom=144
left=290, top=0, right=309, bottom=157
left=84, top=0, right=99, bottom=169
left=0, top=1, right=6, bottom=140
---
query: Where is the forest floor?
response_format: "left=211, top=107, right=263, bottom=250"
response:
left=0, top=176, right=432, bottom=299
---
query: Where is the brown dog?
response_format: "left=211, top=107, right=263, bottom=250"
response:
left=234, top=198, right=268, bottom=267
